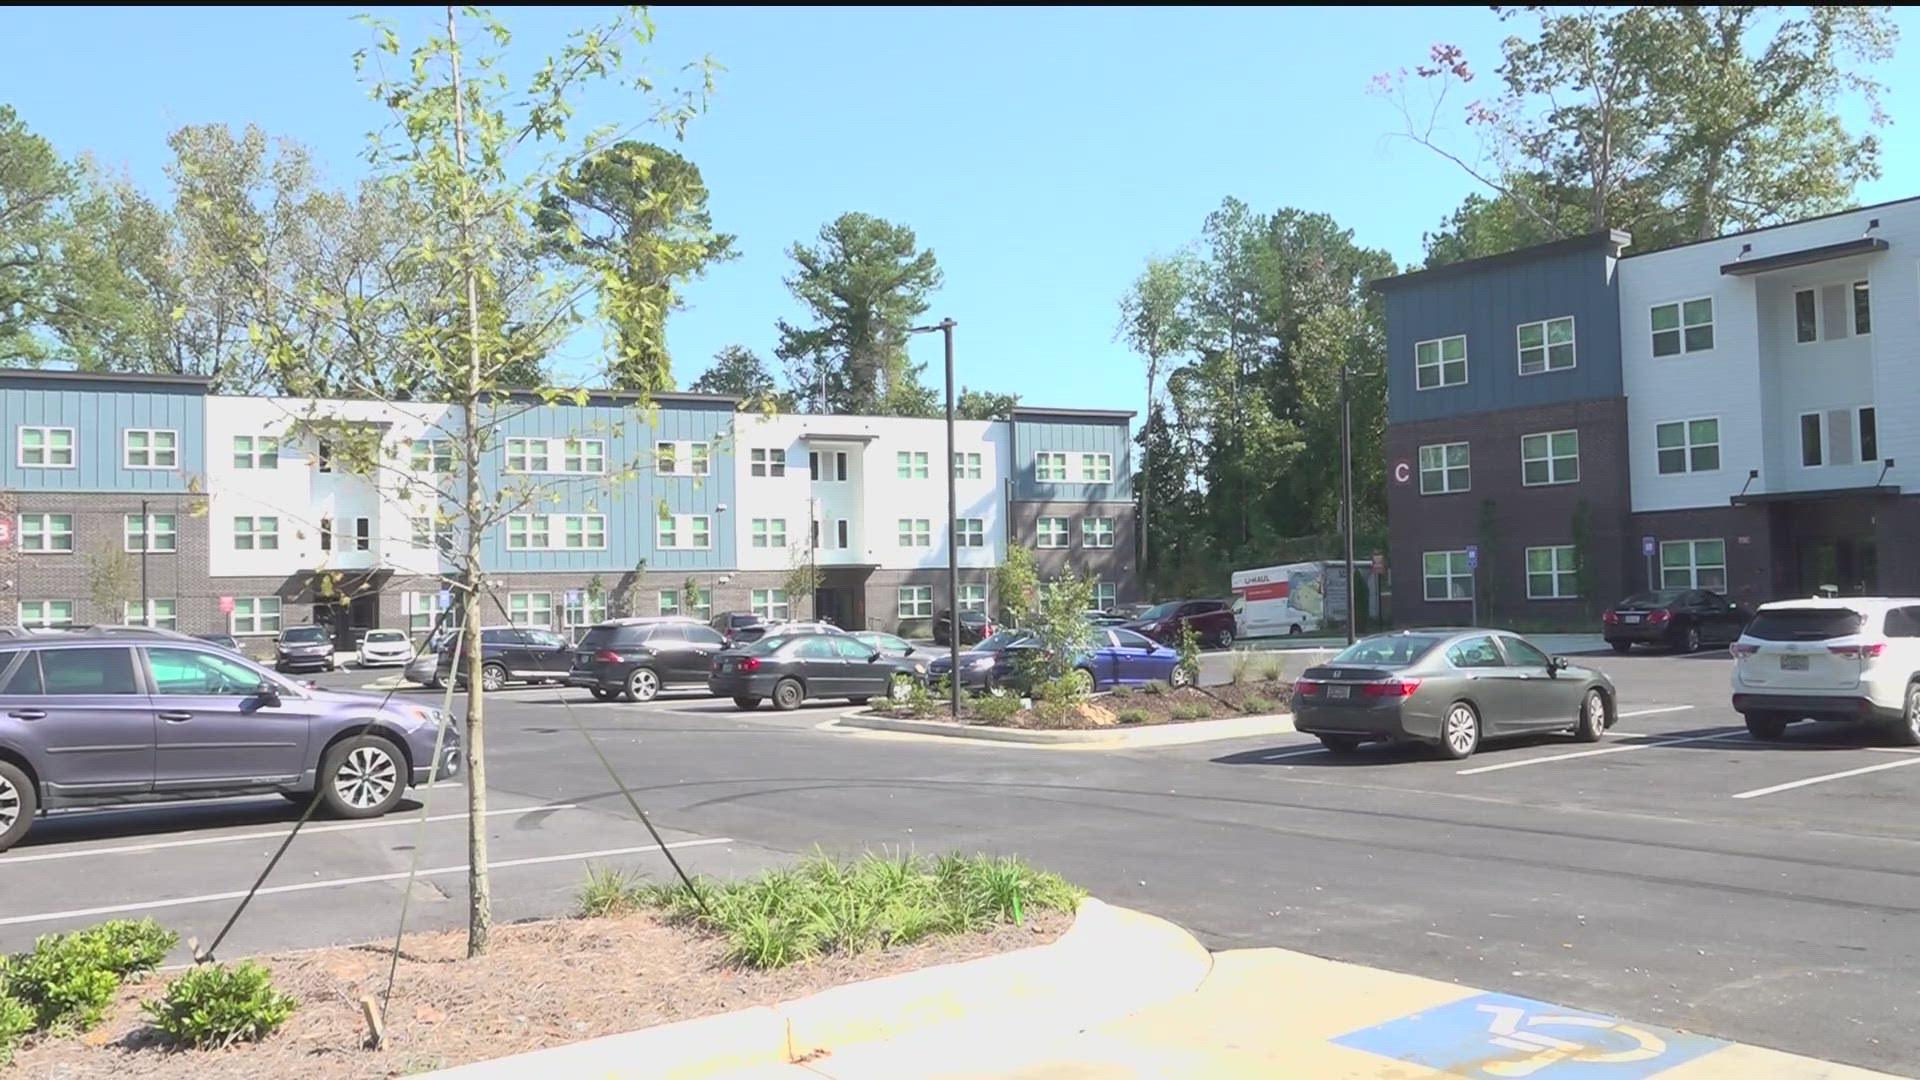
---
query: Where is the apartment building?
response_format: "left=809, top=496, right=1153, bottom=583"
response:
left=1006, top=408, right=1137, bottom=614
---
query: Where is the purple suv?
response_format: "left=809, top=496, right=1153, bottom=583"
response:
left=0, top=633, right=459, bottom=853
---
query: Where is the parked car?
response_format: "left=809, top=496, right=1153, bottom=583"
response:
left=0, top=633, right=460, bottom=852
left=932, top=610, right=994, bottom=647
left=1603, top=589, right=1751, bottom=653
left=432, top=626, right=574, bottom=691
left=1126, top=599, right=1237, bottom=649
left=403, top=651, right=441, bottom=689
left=275, top=625, right=336, bottom=673
left=567, top=617, right=726, bottom=702
left=709, top=611, right=769, bottom=646
left=927, top=627, right=1193, bottom=696
left=854, top=630, right=930, bottom=675
left=1292, top=629, right=1616, bottom=760
left=709, top=630, right=922, bottom=711
left=1086, top=610, right=1129, bottom=628
left=1730, top=598, right=1920, bottom=742
left=764, top=621, right=849, bottom=637
left=197, top=633, right=242, bottom=653
left=356, top=628, right=415, bottom=668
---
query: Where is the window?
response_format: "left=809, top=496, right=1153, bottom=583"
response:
left=897, top=518, right=931, bottom=547
left=808, top=450, right=848, bottom=482
left=1651, top=298, right=1714, bottom=356
left=19, top=426, right=75, bottom=468
left=233, top=516, right=280, bottom=551
left=1080, top=453, right=1114, bottom=482
left=959, top=584, right=988, bottom=613
left=1414, top=335, right=1468, bottom=389
left=1418, top=442, right=1470, bottom=495
left=125, top=599, right=178, bottom=629
left=896, top=451, right=929, bottom=479
left=146, top=646, right=272, bottom=696
left=411, top=516, right=452, bottom=553
left=509, top=592, right=554, bottom=629
left=751, top=518, right=788, bottom=548
left=1445, top=636, right=1505, bottom=669
left=315, top=438, right=333, bottom=473
left=1660, top=539, right=1727, bottom=590
left=124, top=513, right=178, bottom=553
left=506, top=438, right=550, bottom=473
left=124, top=429, right=178, bottom=469
left=407, top=592, right=439, bottom=632
left=1035, top=452, right=1068, bottom=481
left=1860, top=407, right=1878, bottom=463
left=1520, top=430, right=1579, bottom=486
left=1800, top=412, right=1825, bottom=468
left=1037, top=517, right=1070, bottom=548
left=751, top=588, right=790, bottom=621
left=957, top=518, right=985, bottom=548
left=1795, top=289, right=1818, bottom=343
left=40, top=647, right=139, bottom=695
left=354, top=517, right=371, bottom=551
left=319, top=517, right=333, bottom=552
left=19, top=600, right=75, bottom=630
left=953, top=452, right=981, bottom=479
left=1093, top=581, right=1117, bottom=610
left=230, top=596, right=283, bottom=635
left=689, top=587, right=712, bottom=619
left=836, top=520, right=850, bottom=549
left=657, top=590, right=682, bottom=616
left=508, top=514, right=549, bottom=550
left=562, top=515, right=606, bottom=550
left=1854, top=280, right=1871, bottom=336
left=233, top=435, right=279, bottom=470
left=564, top=591, right=608, bottom=629
left=751, top=448, right=786, bottom=477
left=562, top=439, right=606, bottom=474
left=1082, top=517, right=1115, bottom=548
left=691, top=442, right=710, bottom=476
left=656, top=514, right=710, bottom=550
left=1525, top=545, right=1578, bottom=599
left=1655, top=418, right=1720, bottom=475
left=1422, top=551, right=1473, bottom=601
left=411, top=438, right=453, bottom=473
left=656, top=513, right=676, bottom=549
left=1516, top=317, right=1575, bottom=375
left=898, top=585, right=933, bottom=618
left=19, top=513, right=74, bottom=553
left=1501, top=636, right=1555, bottom=668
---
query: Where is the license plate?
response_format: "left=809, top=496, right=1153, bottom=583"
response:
left=1623, top=615, right=1641, bottom=624
left=1780, top=655, right=1809, bottom=671
left=1329, top=684, right=1351, bottom=700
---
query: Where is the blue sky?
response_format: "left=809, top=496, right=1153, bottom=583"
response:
left=7, top=6, right=1915, bottom=414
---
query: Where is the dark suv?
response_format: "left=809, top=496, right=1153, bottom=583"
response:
left=0, top=634, right=459, bottom=852
left=932, top=610, right=993, bottom=647
left=567, top=617, right=727, bottom=702
left=276, top=625, right=336, bottom=673
left=710, top=611, right=769, bottom=646
left=1126, top=599, right=1236, bottom=649
left=431, top=626, right=574, bottom=692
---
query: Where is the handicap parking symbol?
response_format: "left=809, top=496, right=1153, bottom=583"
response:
left=1332, top=992, right=1726, bottom=1078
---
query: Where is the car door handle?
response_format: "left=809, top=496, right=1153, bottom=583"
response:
left=159, top=711, right=194, bottom=722
left=8, top=709, right=45, bottom=721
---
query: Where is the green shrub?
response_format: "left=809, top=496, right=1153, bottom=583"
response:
left=1176, top=624, right=1201, bottom=685
left=1230, top=649, right=1256, bottom=684
left=1257, top=655, right=1285, bottom=682
left=84, top=919, right=178, bottom=978
left=1141, top=679, right=1169, bottom=696
left=1116, top=708, right=1151, bottom=725
left=0, top=992, right=32, bottom=1066
left=141, top=962, right=296, bottom=1049
left=1242, top=695, right=1277, bottom=714
left=970, top=694, right=1021, bottom=723
left=577, top=865, right=646, bottom=917
left=6, top=932, right=123, bottom=1031
left=1167, top=703, right=1211, bottom=721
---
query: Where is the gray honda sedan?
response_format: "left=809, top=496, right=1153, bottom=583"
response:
left=1292, top=629, right=1616, bottom=759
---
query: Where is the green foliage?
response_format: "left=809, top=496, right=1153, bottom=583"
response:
left=1025, top=573, right=1097, bottom=688
left=1242, top=695, right=1277, bottom=714
left=0, top=991, right=31, bottom=1065
left=88, top=546, right=141, bottom=628
left=141, top=962, right=296, bottom=1049
left=1167, top=703, right=1212, bottom=721
left=1176, top=624, right=1201, bottom=685
left=577, top=865, right=648, bottom=917
left=970, top=693, right=1022, bottom=723
left=1116, top=708, right=1152, bottom=725
left=690, top=344, right=794, bottom=410
left=1141, top=679, right=1169, bottom=696
left=955, top=387, right=1021, bottom=420
left=6, top=932, right=122, bottom=1031
left=994, top=546, right=1040, bottom=628
left=1230, top=648, right=1257, bottom=684
left=1257, top=654, right=1284, bottom=682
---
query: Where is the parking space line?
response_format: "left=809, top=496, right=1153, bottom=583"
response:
left=0, top=803, right=579, bottom=866
left=1732, top=758, right=1920, bottom=800
left=1868, top=747, right=1920, bottom=755
left=1457, top=726, right=1736, bottom=776
left=1614, top=705, right=1699, bottom=721
left=0, top=837, right=734, bottom=927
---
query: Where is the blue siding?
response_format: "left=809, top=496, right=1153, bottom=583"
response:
left=1383, top=242, right=1624, bottom=424
left=0, top=378, right=207, bottom=492
left=1010, top=416, right=1134, bottom=502
left=479, top=397, right=736, bottom=573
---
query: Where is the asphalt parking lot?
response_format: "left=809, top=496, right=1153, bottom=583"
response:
left=4, top=646, right=1918, bottom=1074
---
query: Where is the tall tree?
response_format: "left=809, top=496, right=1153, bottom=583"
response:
left=688, top=343, right=792, bottom=409
left=536, top=141, right=735, bottom=395
left=0, top=106, right=80, bottom=364
left=775, top=212, right=942, bottom=415
left=1118, top=253, right=1199, bottom=572
left=955, top=387, right=1020, bottom=420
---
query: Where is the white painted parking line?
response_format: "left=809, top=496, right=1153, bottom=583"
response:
left=1868, top=747, right=1920, bottom=755
left=1614, top=705, right=1699, bottom=721
left=0, top=837, right=734, bottom=927
left=0, top=803, right=579, bottom=866
left=1457, top=727, right=1735, bottom=776
left=1731, top=757, right=1920, bottom=800
left=1263, top=745, right=1336, bottom=761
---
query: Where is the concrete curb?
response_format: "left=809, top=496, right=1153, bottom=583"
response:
left=420, top=898, right=1210, bottom=1080
left=833, top=710, right=1295, bottom=748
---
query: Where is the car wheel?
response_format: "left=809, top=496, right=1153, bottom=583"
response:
left=983, top=678, right=1011, bottom=698
left=889, top=674, right=915, bottom=703
left=425, top=675, right=445, bottom=690
left=1439, top=702, right=1481, bottom=760
left=772, top=678, right=804, bottom=711
left=848, top=696, right=870, bottom=705
left=1317, top=734, right=1363, bottom=754
left=1289, top=625, right=1302, bottom=636
left=1069, top=667, right=1096, bottom=695
left=732, top=695, right=762, bottom=710
left=1169, top=664, right=1196, bottom=689
left=0, top=760, right=36, bottom=854
left=319, top=735, right=407, bottom=819
left=1679, top=625, right=1701, bottom=654
left=479, top=663, right=507, bottom=693
left=624, top=667, right=660, bottom=703
left=1609, top=642, right=1631, bottom=655
left=588, top=688, right=616, bottom=702
left=1745, top=712, right=1790, bottom=740
left=1575, top=689, right=1608, bottom=742
left=1893, top=683, right=1920, bottom=748
left=1215, top=628, right=1235, bottom=650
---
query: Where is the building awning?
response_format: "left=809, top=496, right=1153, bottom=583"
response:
left=1720, top=237, right=1888, bottom=276
left=1731, top=484, right=1901, bottom=506
left=799, top=431, right=877, bottom=444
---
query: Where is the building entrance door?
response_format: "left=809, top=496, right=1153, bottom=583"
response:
left=1797, top=537, right=1878, bottom=597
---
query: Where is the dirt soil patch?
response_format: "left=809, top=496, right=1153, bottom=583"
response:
left=11, top=908, right=1069, bottom=1080
left=879, top=680, right=1294, bottom=730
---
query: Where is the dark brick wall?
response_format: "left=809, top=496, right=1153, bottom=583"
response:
left=1626, top=505, right=1775, bottom=608
left=1008, top=500, right=1138, bottom=602
left=8, top=492, right=211, bottom=628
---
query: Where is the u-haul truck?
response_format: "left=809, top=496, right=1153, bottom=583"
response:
left=1229, top=562, right=1324, bottom=638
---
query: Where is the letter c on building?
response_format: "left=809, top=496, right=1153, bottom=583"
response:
left=1393, top=461, right=1411, bottom=485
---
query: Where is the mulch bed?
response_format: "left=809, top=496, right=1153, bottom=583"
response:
left=879, top=679, right=1295, bottom=730
left=11, top=908, right=1069, bottom=1079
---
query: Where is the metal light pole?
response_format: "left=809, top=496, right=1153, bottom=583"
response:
left=1340, top=369, right=1356, bottom=646
left=911, top=318, right=961, bottom=720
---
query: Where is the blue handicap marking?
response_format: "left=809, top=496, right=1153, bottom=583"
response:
left=1333, top=991, right=1727, bottom=1079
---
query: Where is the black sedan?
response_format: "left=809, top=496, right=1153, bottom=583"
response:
left=709, top=630, right=923, bottom=710
left=1293, top=629, right=1617, bottom=760
left=1602, top=589, right=1750, bottom=653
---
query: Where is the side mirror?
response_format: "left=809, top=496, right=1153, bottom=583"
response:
left=256, top=682, right=283, bottom=708
left=1549, top=656, right=1570, bottom=673
left=868, top=652, right=883, bottom=663
left=904, top=644, right=915, bottom=655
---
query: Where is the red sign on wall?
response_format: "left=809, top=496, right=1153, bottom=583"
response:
left=0, top=519, right=11, bottom=546
left=218, top=596, right=235, bottom=614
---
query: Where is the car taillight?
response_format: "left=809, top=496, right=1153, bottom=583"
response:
left=594, top=649, right=623, bottom=663
left=1729, top=643, right=1759, bottom=657
left=1602, top=610, right=1618, bottom=624
left=1296, top=679, right=1323, bottom=696
left=1648, top=609, right=1671, bottom=624
left=1829, top=643, right=1886, bottom=660
left=738, top=657, right=760, bottom=671
left=1362, top=679, right=1422, bottom=698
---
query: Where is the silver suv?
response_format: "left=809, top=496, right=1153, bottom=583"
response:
left=0, top=634, right=459, bottom=852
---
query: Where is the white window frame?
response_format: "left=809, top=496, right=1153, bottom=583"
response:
left=1080, top=453, right=1114, bottom=482
left=657, top=589, right=681, bottom=616
left=1853, top=279, right=1871, bottom=336
left=1082, top=517, right=1115, bottom=548
left=406, top=591, right=439, bottom=632
left=125, top=598, right=178, bottom=629
left=956, top=518, right=985, bottom=548
left=1414, top=335, right=1468, bottom=390
left=1660, top=539, right=1727, bottom=591
left=508, top=591, right=554, bottom=630
left=1516, top=316, right=1575, bottom=376
left=1035, top=452, right=1069, bottom=481
left=1651, top=297, right=1714, bottom=357
left=507, top=514, right=550, bottom=551
left=1520, top=430, right=1579, bottom=487
left=656, top=513, right=711, bottom=550
left=19, top=512, right=74, bottom=553
left=123, top=428, right=179, bottom=469
left=230, top=596, right=283, bottom=636
left=561, top=514, right=606, bottom=550
left=410, top=438, right=453, bottom=473
left=1655, top=417, right=1721, bottom=475
left=958, top=583, right=988, bottom=613
left=751, top=518, right=788, bottom=548
left=124, top=513, right=178, bottom=553
left=19, top=599, right=75, bottom=630
left=751, top=448, right=787, bottom=477
left=953, top=451, right=981, bottom=479
left=897, top=518, right=931, bottom=548
left=232, top=515, right=280, bottom=551
left=1093, top=581, right=1117, bottom=610
left=1037, top=517, right=1070, bottom=548
left=1422, top=550, right=1473, bottom=602
left=232, top=434, right=279, bottom=470
left=897, top=585, right=934, bottom=619
left=564, top=591, right=608, bottom=630
left=896, top=450, right=930, bottom=479
left=411, top=515, right=452, bottom=554
left=18, top=426, right=76, bottom=468
left=1799, top=411, right=1827, bottom=469
left=751, top=588, right=790, bottom=621
left=1525, top=546, right=1579, bottom=600
left=561, top=438, right=606, bottom=475
left=1417, top=442, right=1470, bottom=495
left=505, top=437, right=552, bottom=474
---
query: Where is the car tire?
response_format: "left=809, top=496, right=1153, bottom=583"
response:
left=1575, top=689, right=1608, bottom=742
left=848, top=696, right=870, bottom=705
left=588, top=688, right=616, bottom=702
left=479, top=663, right=507, bottom=693
left=1678, top=625, right=1702, bottom=654
left=1609, top=641, right=1631, bottom=655
left=318, top=735, right=408, bottom=819
left=1169, top=665, right=1196, bottom=690
left=732, top=695, right=762, bottom=710
left=1069, top=667, right=1096, bottom=695
left=0, top=759, right=37, bottom=854
left=1317, top=734, right=1363, bottom=754
left=623, top=667, right=660, bottom=703
left=1893, top=682, right=1920, bottom=748
left=1744, top=712, right=1790, bottom=740
left=772, top=678, right=804, bottom=711
left=1439, top=702, right=1481, bottom=760
left=1215, top=628, right=1235, bottom=650
left=1289, top=624, right=1302, bottom=636
left=424, top=675, right=445, bottom=690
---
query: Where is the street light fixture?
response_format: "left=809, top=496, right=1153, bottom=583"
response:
left=909, top=318, right=961, bottom=721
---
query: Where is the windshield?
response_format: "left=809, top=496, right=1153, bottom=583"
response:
left=1330, top=635, right=1444, bottom=667
left=1745, top=608, right=1864, bottom=642
left=1620, top=591, right=1686, bottom=607
left=364, top=630, right=405, bottom=643
left=280, top=626, right=328, bottom=644
left=1138, top=602, right=1181, bottom=621
left=977, top=629, right=1033, bottom=651
left=743, top=634, right=794, bottom=655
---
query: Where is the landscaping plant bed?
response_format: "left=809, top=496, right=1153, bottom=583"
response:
left=877, top=679, right=1294, bottom=730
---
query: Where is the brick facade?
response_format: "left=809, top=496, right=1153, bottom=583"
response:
left=1007, top=500, right=1138, bottom=606
left=8, top=491, right=212, bottom=629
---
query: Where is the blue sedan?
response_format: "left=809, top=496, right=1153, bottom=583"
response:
left=928, top=627, right=1193, bottom=695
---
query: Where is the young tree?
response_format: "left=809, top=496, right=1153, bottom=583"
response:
left=994, top=545, right=1039, bottom=629
left=955, top=387, right=1020, bottom=421
left=1117, top=253, right=1196, bottom=572
left=689, top=343, right=791, bottom=409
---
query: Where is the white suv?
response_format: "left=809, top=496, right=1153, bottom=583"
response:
left=1730, top=598, right=1920, bottom=742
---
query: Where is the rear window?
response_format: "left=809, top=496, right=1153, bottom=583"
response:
left=40, top=647, right=140, bottom=695
left=743, top=634, right=792, bottom=655
left=578, top=626, right=645, bottom=650
left=1620, top=591, right=1685, bottom=608
left=1331, top=635, right=1443, bottom=667
left=1745, top=608, right=1866, bottom=642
